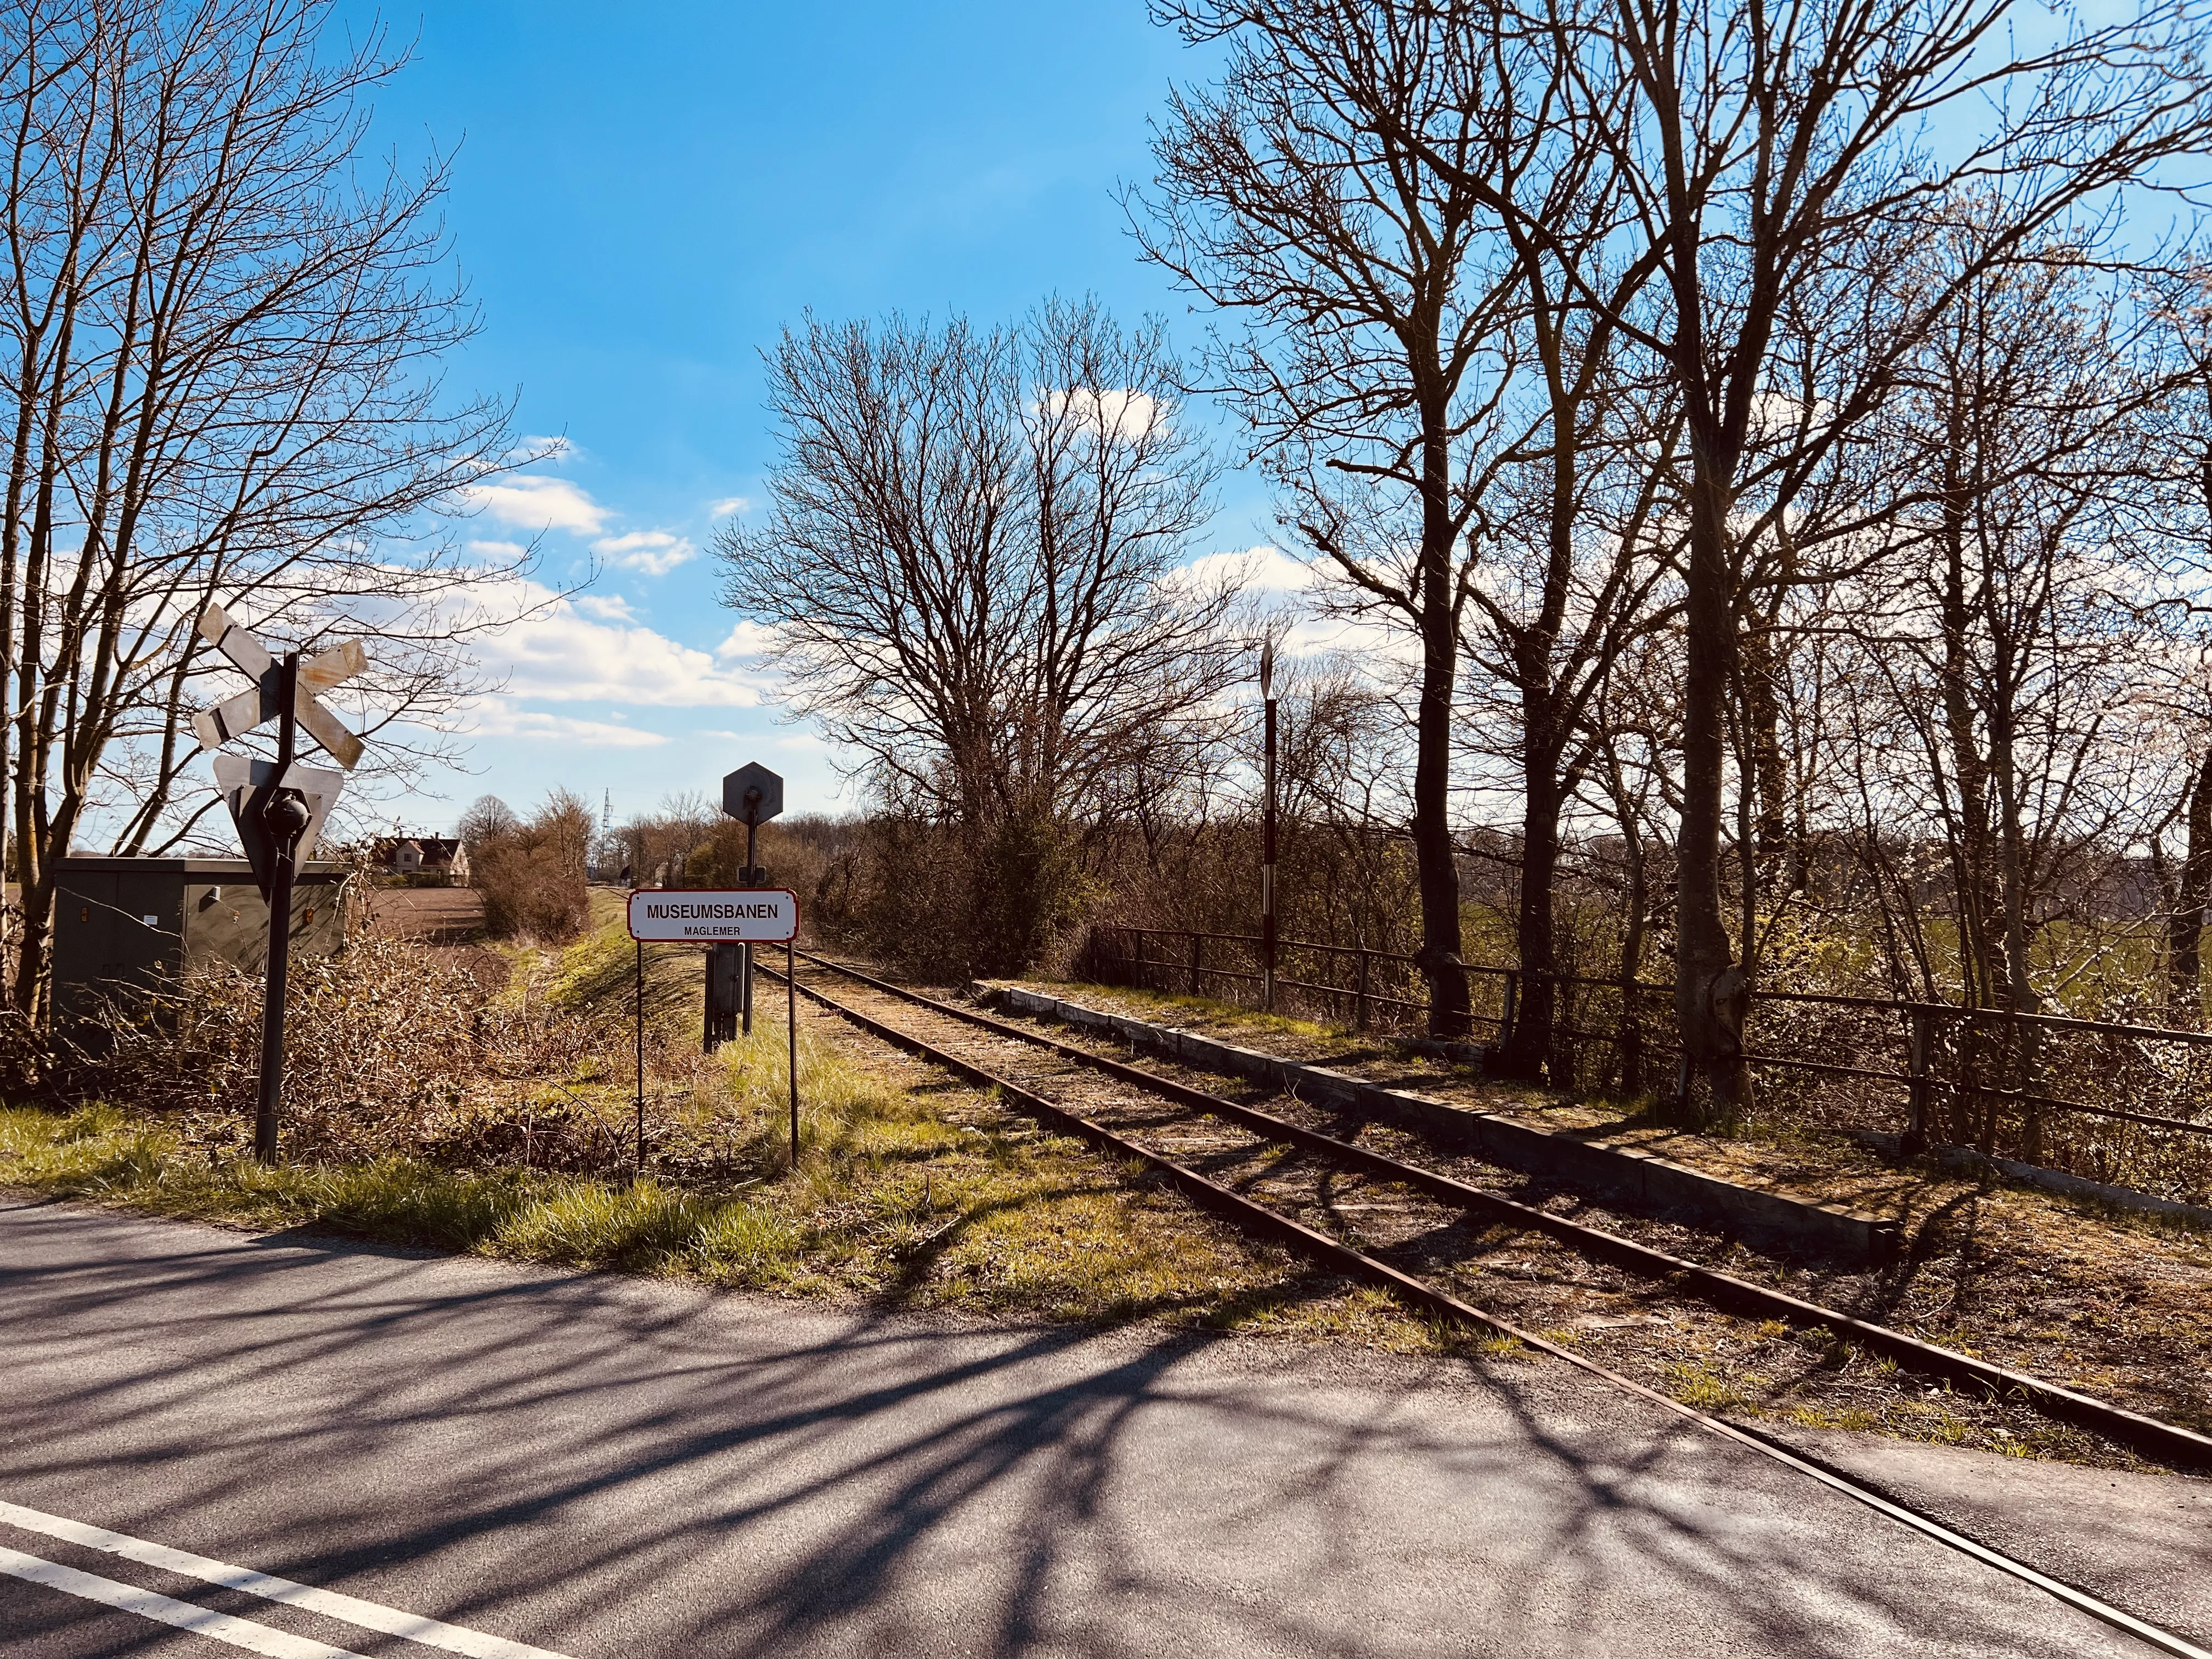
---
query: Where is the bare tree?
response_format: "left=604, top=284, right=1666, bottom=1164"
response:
left=718, top=296, right=1238, bottom=971
left=1379, top=0, right=2212, bottom=1109
left=456, top=794, right=520, bottom=855
left=0, top=0, right=531, bottom=1013
left=1136, top=0, right=1556, bottom=1037
left=1889, top=234, right=2172, bottom=1020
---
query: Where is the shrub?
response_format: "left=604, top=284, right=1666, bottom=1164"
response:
left=472, top=788, right=593, bottom=943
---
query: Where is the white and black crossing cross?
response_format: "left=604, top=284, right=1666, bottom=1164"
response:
left=193, top=603, right=366, bottom=770
left=188, top=602, right=371, bottom=1164
left=191, top=603, right=368, bottom=885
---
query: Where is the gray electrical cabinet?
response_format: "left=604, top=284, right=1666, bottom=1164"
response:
left=51, top=855, right=349, bottom=1018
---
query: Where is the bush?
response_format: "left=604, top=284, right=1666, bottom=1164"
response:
left=472, top=788, right=593, bottom=943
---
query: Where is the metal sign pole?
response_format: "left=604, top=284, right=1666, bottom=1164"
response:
left=190, top=606, right=369, bottom=1165
left=787, top=938, right=799, bottom=1169
left=741, top=800, right=761, bottom=1036
left=635, top=936, right=645, bottom=1180
left=252, top=653, right=303, bottom=1164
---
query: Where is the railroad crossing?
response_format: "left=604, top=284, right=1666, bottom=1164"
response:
left=191, top=603, right=369, bottom=1163
left=3, top=1195, right=2204, bottom=1659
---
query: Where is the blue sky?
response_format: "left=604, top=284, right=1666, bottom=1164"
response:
left=344, top=1, right=1277, bottom=837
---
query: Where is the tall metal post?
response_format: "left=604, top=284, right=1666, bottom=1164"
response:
left=635, top=937, right=646, bottom=1179
left=251, top=653, right=306, bottom=1164
left=787, top=938, right=799, bottom=1169
left=1261, top=642, right=1278, bottom=1015
left=741, top=797, right=763, bottom=1034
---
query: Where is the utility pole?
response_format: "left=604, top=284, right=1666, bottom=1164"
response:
left=1260, top=638, right=1278, bottom=1014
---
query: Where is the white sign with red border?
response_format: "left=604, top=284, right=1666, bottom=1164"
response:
left=627, top=888, right=799, bottom=943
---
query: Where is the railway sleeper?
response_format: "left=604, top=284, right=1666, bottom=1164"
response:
left=770, top=952, right=2212, bottom=1474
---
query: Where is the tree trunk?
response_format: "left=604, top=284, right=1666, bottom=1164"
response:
left=1413, top=432, right=1471, bottom=1038
left=1499, top=742, right=1561, bottom=1079
left=2168, top=748, right=2212, bottom=1020
left=1936, top=481, right=2000, bottom=1009
left=1673, top=454, right=1749, bottom=1116
left=1739, top=622, right=1797, bottom=894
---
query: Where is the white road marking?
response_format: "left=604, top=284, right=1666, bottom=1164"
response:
left=0, top=1546, right=372, bottom=1658
left=0, top=1500, right=577, bottom=1659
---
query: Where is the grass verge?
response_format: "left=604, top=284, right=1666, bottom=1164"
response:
left=0, top=948, right=1453, bottom=1348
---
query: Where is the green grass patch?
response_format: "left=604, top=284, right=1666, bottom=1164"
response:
left=0, top=1002, right=1462, bottom=1351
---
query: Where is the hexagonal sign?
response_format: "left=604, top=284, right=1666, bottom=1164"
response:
left=722, top=761, right=785, bottom=824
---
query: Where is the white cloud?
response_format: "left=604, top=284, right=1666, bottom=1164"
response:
left=591, top=529, right=696, bottom=576
left=708, top=495, right=751, bottom=518
left=1184, top=543, right=1319, bottom=595
left=463, top=475, right=610, bottom=535
left=475, top=582, right=767, bottom=708
left=466, top=706, right=670, bottom=748
left=714, top=619, right=781, bottom=659
left=1042, top=387, right=1163, bottom=443
left=573, top=594, right=638, bottom=622
left=467, top=539, right=529, bottom=558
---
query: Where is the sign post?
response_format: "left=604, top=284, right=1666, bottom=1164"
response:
left=627, top=888, right=800, bottom=944
left=191, top=604, right=367, bottom=1163
left=1259, top=639, right=1278, bottom=1015
left=628, top=887, right=802, bottom=1167
left=719, top=763, right=785, bottom=1044
left=788, top=935, right=798, bottom=1167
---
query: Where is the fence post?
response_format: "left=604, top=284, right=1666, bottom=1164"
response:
left=1619, top=982, right=1642, bottom=1096
left=1902, top=1004, right=1931, bottom=1158
left=1135, top=930, right=1148, bottom=991
left=1190, top=931, right=1203, bottom=996
left=1355, top=949, right=1371, bottom=1034
left=1499, top=970, right=1519, bottom=1047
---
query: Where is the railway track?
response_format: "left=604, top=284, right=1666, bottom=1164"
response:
left=764, top=948, right=2211, bottom=1658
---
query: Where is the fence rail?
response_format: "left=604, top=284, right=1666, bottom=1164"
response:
left=1083, top=923, right=2212, bottom=1206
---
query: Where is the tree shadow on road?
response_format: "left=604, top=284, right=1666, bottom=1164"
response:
left=0, top=1199, right=2162, bottom=1658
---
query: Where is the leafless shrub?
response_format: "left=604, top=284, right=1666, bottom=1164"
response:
left=15, top=913, right=660, bottom=1171
left=474, top=791, right=594, bottom=943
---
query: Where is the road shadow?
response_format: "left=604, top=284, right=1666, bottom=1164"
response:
left=0, top=1199, right=2158, bottom=1657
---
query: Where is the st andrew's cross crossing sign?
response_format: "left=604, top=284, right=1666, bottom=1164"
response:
left=189, top=602, right=370, bottom=1164
left=628, top=888, right=799, bottom=944
left=192, top=603, right=368, bottom=891
left=194, top=605, right=366, bottom=769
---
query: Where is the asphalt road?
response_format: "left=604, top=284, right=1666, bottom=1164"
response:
left=1, top=1195, right=2207, bottom=1658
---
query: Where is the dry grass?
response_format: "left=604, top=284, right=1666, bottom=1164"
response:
left=0, top=898, right=1461, bottom=1349
left=15, top=919, right=2207, bottom=1468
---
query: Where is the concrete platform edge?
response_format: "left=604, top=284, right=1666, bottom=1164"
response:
left=979, top=981, right=1899, bottom=1267
left=1845, top=1128, right=2212, bottom=1229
